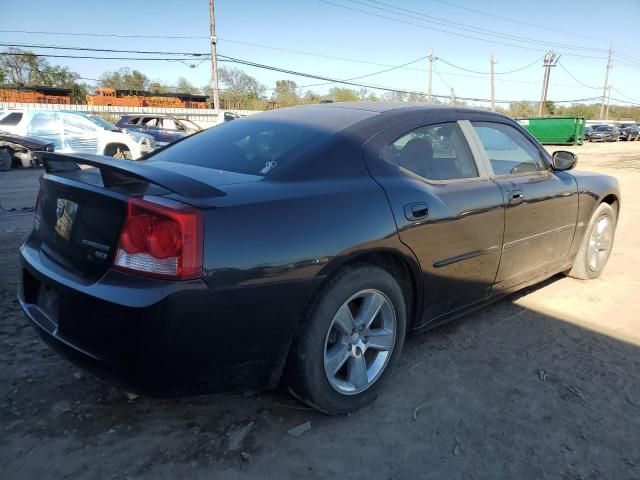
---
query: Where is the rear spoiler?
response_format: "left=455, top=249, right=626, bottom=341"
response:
left=38, top=152, right=225, bottom=199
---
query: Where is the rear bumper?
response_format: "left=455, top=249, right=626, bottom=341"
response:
left=19, top=241, right=321, bottom=397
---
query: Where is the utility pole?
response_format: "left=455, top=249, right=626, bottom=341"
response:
left=605, top=85, right=612, bottom=120
left=599, top=43, right=613, bottom=119
left=490, top=54, right=496, bottom=112
left=208, top=0, right=220, bottom=111
left=538, top=51, right=560, bottom=116
left=428, top=48, right=433, bottom=103
left=450, top=87, right=455, bottom=104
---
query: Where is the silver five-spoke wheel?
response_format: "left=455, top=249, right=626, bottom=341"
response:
left=587, top=215, right=613, bottom=272
left=323, top=289, right=396, bottom=395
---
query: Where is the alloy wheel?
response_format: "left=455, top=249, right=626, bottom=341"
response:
left=587, top=215, right=613, bottom=272
left=323, top=289, right=396, bottom=395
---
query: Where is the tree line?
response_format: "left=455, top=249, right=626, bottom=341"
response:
left=1, top=48, right=638, bottom=121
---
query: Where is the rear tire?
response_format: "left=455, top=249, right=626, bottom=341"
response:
left=0, top=149, right=11, bottom=171
left=285, top=264, right=407, bottom=414
left=568, top=203, right=616, bottom=280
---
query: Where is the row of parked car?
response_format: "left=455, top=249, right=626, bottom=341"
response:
left=0, top=109, right=204, bottom=171
left=584, top=123, right=640, bottom=142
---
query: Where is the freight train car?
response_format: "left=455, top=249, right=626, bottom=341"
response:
left=0, top=86, right=72, bottom=104
left=86, top=87, right=208, bottom=109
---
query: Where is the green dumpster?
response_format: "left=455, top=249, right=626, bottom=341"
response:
left=516, top=117, right=585, bottom=145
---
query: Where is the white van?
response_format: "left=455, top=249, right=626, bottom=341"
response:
left=0, top=110, right=155, bottom=160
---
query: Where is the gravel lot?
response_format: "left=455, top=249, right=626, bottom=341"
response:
left=1, top=141, right=639, bottom=480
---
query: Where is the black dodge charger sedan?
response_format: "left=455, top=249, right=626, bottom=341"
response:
left=19, top=103, right=620, bottom=414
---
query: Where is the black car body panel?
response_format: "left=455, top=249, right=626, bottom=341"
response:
left=0, top=131, right=54, bottom=151
left=0, top=130, right=54, bottom=168
left=18, top=103, right=621, bottom=396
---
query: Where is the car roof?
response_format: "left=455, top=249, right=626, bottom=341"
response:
left=242, top=102, right=512, bottom=131
left=289, top=101, right=504, bottom=116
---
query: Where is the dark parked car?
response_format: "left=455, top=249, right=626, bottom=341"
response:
left=115, top=114, right=201, bottom=146
left=584, top=126, right=593, bottom=141
left=19, top=103, right=620, bottom=414
left=0, top=129, right=54, bottom=171
left=589, top=124, right=619, bottom=142
left=614, top=123, right=639, bottom=141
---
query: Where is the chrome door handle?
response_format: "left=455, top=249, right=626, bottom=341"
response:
left=509, top=190, right=524, bottom=204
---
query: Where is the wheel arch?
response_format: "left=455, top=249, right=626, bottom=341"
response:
left=600, top=193, right=620, bottom=217
left=316, top=247, right=423, bottom=330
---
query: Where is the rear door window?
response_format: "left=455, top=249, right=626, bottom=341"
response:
left=380, top=122, right=478, bottom=181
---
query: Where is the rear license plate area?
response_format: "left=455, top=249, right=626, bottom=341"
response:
left=36, top=284, right=60, bottom=325
left=54, top=198, right=78, bottom=241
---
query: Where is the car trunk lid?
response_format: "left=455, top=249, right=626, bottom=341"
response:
left=33, top=152, right=224, bottom=280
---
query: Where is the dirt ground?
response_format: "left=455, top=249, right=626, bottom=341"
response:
left=1, top=141, right=639, bottom=480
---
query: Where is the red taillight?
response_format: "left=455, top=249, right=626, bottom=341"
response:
left=114, top=198, right=202, bottom=280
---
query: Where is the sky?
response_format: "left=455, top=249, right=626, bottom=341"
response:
left=1, top=0, right=639, bottom=107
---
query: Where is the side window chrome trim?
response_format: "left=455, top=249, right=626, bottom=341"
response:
left=458, top=120, right=493, bottom=177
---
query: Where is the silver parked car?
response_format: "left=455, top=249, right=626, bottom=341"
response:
left=0, top=110, right=155, bottom=159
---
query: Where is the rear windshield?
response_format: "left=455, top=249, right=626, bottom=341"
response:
left=144, top=108, right=374, bottom=176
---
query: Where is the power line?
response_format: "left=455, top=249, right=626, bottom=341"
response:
left=3, top=21, right=639, bottom=65
left=317, top=0, right=610, bottom=60
left=218, top=38, right=428, bottom=71
left=1, top=48, right=636, bottom=106
left=432, top=62, right=452, bottom=91
left=0, top=51, right=208, bottom=61
left=297, top=54, right=430, bottom=88
left=608, top=97, right=640, bottom=107
left=435, top=56, right=541, bottom=75
left=1, top=41, right=556, bottom=80
left=0, top=47, right=627, bottom=105
left=433, top=0, right=640, bottom=61
left=217, top=54, right=609, bottom=104
left=435, top=69, right=606, bottom=89
left=557, top=62, right=600, bottom=89
left=431, top=0, right=607, bottom=43
left=0, top=29, right=208, bottom=39
left=612, top=89, right=640, bottom=105
left=4, top=28, right=639, bottom=72
left=352, top=0, right=609, bottom=54
left=0, top=43, right=434, bottom=88
left=0, top=37, right=433, bottom=73
left=0, top=42, right=430, bottom=86
left=0, top=42, right=208, bottom=57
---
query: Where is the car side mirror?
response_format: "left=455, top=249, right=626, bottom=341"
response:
left=552, top=150, right=577, bottom=171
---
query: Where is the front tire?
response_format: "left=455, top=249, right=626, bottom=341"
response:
left=568, top=203, right=616, bottom=280
left=285, top=264, right=407, bottom=414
